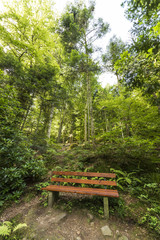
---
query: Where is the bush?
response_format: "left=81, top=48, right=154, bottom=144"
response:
left=0, top=221, right=27, bottom=240
left=0, top=159, right=46, bottom=203
left=139, top=204, right=160, bottom=235
left=0, top=84, right=46, bottom=203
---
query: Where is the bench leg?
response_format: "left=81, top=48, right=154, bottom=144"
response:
left=103, top=197, right=109, bottom=219
left=48, top=191, right=59, bottom=207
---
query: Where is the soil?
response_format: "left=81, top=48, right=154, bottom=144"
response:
left=0, top=193, right=156, bottom=240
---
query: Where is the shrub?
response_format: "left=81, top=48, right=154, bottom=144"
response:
left=139, top=204, right=160, bottom=235
left=0, top=221, right=27, bottom=240
left=0, top=159, right=46, bottom=203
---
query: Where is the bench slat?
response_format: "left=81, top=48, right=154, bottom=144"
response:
left=51, top=177, right=117, bottom=186
left=42, top=185, right=119, bottom=198
left=52, top=171, right=116, bottom=178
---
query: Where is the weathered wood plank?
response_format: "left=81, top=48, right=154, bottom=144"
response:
left=42, top=185, right=119, bottom=198
left=51, top=177, right=117, bottom=186
left=52, top=171, right=116, bottom=178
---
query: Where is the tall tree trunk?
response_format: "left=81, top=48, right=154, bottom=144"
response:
left=120, top=122, right=124, bottom=139
left=20, top=91, right=35, bottom=131
left=153, top=93, right=160, bottom=115
left=47, top=103, right=54, bottom=139
left=57, top=113, right=63, bottom=143
left=104, top=112, right=109, bottom=132
left=90, top=87, right=94, bottom=142
left=20, top=102, right=32, bottom=131
left=84, top=104, right=87, bottom=142
left=57, top=109, right=65, bottom=143
left=35, top=103, right=43, bottom=135
left=87, top=74, right=91, bottom=142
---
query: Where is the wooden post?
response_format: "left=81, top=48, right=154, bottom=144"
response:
left=48, top=191, right=59, bottom=207
left=103, top=197, right=109, bottom=219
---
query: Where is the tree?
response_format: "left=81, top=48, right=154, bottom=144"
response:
left=59, top=1, right=109, bottom=142
left=0, top=0, right=63, bottom=137
left=113, top=1, right=160, bottom=113
left=102, top=36, right=126, bottom=84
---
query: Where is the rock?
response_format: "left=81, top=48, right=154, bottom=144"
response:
left=90, top=222, right=94, bottom=227
left=116, top=230, right=121, bottom=237
left=52, top=212, right=67, bottom=223
left=118, top=236, right=129, bottom=240
left=76, top=237, right=82, bottom=240
left=87, top=213, right=94, bottom=221
left=101, top=225, right=112, bottom=237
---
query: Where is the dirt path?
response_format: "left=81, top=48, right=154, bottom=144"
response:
left=0, top=194, right=155, bottom=240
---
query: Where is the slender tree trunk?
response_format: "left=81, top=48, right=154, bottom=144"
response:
left=20, top=102, right=32, bottom=131
left=120, top=122, right=124, bottom=139
left=90, top=89, right=94, bottom=142
left=116, top=71, right=120, bottom=86
left=84, top=104, right=87, bottom=142
left=35, top=103, right=43, bottom=135
left=57, top=112, right=62, bottom=143
left=153, top=93, right=160, bottom=115
left=87, top=81, right=90, bottom=141
left=87, top=97, right=90, bottom=142
left=104, top=112, right=109, bottom=132
left=57, top=109, right=65, bottom=143
left=47, top=103, right=54, bottom=139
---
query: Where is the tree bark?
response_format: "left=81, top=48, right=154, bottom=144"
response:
left=35, top=103, right=43, bottom=135
left=84, top=104, right=87, bottom=142
left=20, top=102, right=32, bottom=131
left=57, top=109, right=65, bottom=143
left=47, top=102, right=54, bottom=139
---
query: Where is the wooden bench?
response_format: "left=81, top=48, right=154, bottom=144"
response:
left=41, top=171, right=119, bottom=219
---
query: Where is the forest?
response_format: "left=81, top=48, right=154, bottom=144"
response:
left=0, top=0, right=160, bottom=239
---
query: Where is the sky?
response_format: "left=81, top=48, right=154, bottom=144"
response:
left=54, top=0, right=133, bottom=87
left=0, top=0, right=133, bottom=87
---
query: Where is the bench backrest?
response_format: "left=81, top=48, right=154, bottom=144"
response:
left=51, top=171, right=117, bottom=187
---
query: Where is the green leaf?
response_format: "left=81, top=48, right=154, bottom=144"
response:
left=0, top=225, right=11, bottom=236
left=13, top=223, right=27, bottom=232
left=125, top=177, right=132, bottom=184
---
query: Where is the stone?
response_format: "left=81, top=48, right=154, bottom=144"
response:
left=101, top=225, right=112, bottom=237
left=52, top=212, right=67, bottom=223
left=87, top=213, right=94, bottom=221
left=116, top=230, right=121, bottom=237
left=76, top=237, right=82, bottom=240
left=118, top=236, right=129, bottom=240
left=90, top=222, right=94, bottom=227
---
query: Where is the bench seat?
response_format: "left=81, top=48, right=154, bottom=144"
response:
left=42, top=185, right=119, bottom=197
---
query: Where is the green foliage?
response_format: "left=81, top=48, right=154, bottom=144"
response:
left=139, top=204, right=160, bottom=235
left=0, top=221, right=27, bottom=240
left=69, top=143, right=78, bottom=149
left=109, top=197, right=126, bottom=218
left=0, top=78, right=46, bottom=203
left=137, top=182, right=160, bottom=203
left=35, top=181, right=50, bottom=207
left=111, top=168, right=141, bottom=190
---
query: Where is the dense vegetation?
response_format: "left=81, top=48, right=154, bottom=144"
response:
left=0, top=0, right=159, bottom=238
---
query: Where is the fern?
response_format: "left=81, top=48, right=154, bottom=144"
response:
left=13, top=223, right=27, bottom=232
left=0, top=222, right=12, bottom=236
left=0, top=221, right=27, bottom=238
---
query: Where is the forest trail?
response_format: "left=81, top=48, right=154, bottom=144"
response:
left=0, top=194, right=151, bottom=240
